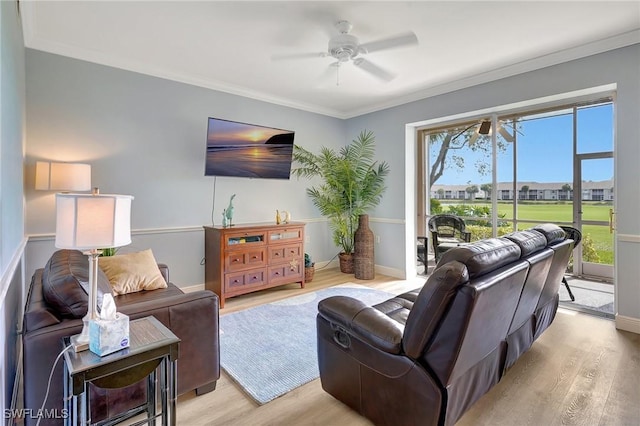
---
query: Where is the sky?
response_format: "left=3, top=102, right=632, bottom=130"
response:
left=207, top=118, right=291, bottom=145
left=431, top=102, right=614, bottom=186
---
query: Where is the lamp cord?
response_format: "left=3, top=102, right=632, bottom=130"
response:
left=314, top=252, right=341, bottom=271
left=36, top=344, right=73, bottom=426
left=202, top=176, right=218, bottom=266
left=210, top=176, right=217, bottom=227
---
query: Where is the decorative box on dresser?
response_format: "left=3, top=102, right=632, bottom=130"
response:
left=204, top=222, right=305, bottom=307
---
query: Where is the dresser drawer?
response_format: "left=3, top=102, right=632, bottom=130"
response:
left=224, top=230, right=267, bottom=248
left=225, top=269, right=266, bottom=292
left=268, top=261, right=303, bottom=284
left=268, top=243, right=302, bottom=262
left=225, top=248, right=266, bottom=272
left=268, top=227, right=303, bottom=243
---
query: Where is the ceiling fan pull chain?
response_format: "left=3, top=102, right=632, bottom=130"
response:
left=336, top=63, right=340, bottom=86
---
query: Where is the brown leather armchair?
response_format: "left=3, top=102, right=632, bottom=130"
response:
left=23, top=249, right=220, bottom=425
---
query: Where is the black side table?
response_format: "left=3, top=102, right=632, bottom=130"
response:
left=62, top=316, right=180, bottom=426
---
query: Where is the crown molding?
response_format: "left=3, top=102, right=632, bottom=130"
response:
left=342, top=29, right=640, bottom=119
left=20, top=2, right=640, bottom=120
left=19, top=2, right=344, bottom=118
left=24, top=39, right=346, bottom=119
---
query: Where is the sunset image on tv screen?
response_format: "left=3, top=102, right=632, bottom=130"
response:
left=205, top=118, right=295, bottom=179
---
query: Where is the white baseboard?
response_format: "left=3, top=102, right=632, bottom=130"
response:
left=375, top=264, right=405, bottom=279
left=316, top=261, right=404, bottom=279
left=615, top=314, right=640, bottom=334
left=315, top=259, right=339, bottom=270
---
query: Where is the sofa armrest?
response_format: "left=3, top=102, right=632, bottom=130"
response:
left=318, top=296, right=404, bottom=354
left=23, top=289, right=220, bottom=424
left=118, top=290, right=220, bottom=395
left=157, top=263, right=169, bottom=284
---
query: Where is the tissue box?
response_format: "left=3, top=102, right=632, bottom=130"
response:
left=89, top=313, right=130, bottom=356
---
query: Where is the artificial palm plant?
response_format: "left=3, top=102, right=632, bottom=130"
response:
left=292, top=130, right=390, bottom=271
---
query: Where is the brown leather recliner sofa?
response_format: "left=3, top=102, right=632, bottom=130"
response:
left=317, top=223, right=573, bottom=426
left=23, top=249, right=220, bottom=426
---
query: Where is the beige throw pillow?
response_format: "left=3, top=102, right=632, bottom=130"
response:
left=99, top=249, right=167, bottom=295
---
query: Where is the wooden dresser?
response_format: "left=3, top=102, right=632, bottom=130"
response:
left=204, top=222, right=305, bottom=307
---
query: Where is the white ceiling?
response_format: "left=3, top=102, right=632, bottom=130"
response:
left=20, top=1, right=640, bottom=119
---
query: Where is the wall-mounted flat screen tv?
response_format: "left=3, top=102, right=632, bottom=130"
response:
left=205, top=117, right=295, bottom=179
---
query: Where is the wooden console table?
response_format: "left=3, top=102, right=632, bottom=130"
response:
left=204, top=222, right=305, bottom=307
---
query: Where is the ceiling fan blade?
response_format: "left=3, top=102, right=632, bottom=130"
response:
left=352, top=58, right=396, bottom=82
left=271, top=52, right=326, bottom=61
left=359, top=32, right=418, bottom=54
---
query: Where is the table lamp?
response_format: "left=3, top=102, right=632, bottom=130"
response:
left=35, top=161, right=92, bottom=191
left=55, top=190, right=134, bottom=351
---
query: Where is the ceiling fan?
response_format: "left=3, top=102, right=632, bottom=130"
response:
left=272, top=20, right=418, bottom=83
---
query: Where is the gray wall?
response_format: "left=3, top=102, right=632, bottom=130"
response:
left=25, top=50, right=346, bottom=286
left=23, top=41, right=640, bottom=323
left=346, top=44, right=640, bottom=321
left=0, top=0, right=26, bottom=413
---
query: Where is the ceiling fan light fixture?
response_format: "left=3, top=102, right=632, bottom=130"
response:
left=328, top=33, right=360, bottom=61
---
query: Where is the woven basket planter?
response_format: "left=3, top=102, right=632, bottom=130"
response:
left=339, top=253, right=354, bottom=274
left=354, top=214, right=375, bottom=280
left=305, top=266, right=315, bottom=282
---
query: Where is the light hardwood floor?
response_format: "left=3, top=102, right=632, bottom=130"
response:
left=174, top=268, right=640, bottom=426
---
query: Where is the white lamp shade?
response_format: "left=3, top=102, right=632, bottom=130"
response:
left=55, top=193, right=134, bottom=250
left=36, top=161, right=92, bottom=191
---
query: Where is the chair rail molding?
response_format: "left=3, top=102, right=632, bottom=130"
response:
left=0, top=237, right=27, bottom=302
left=618, top=234, right=640, bottom=243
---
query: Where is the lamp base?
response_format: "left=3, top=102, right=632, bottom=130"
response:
left=70, top=334, right=89, bottom=352
left=69, top=249, right=100, bottom=353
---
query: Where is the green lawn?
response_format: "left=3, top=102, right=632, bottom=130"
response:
left=495, top=202, right=611, bottom=222
left=439, top=201, right=614, bottom=264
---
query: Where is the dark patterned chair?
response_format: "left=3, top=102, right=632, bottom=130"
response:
left=559, top=225, right=582, bottom=301
left=428, top=214, right=471, bottom=261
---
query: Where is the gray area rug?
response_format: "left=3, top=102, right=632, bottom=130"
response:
left=219, top=284, right=394, bottom=404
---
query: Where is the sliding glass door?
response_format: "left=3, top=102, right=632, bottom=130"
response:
left=573, top=102, right=615, bottom=281
left=419, top=99, right=615, bottom=284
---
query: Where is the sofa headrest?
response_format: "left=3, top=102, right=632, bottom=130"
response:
left=403, top=260, right=468, bottom=359
left=503, top=230, right=547, bottom=257
left=438, top=238, right=521, bottom=279
left=42, top=249, right=113, bottom=319
left=531, top=223, right=566, bottom=245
